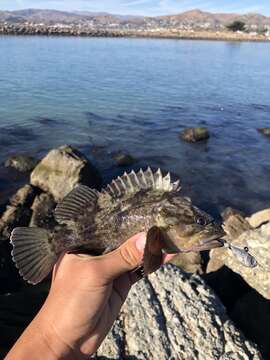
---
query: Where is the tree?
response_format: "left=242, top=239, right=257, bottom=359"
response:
left=226, top=20, right=246, bottom=32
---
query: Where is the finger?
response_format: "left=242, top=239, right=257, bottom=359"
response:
left=97, top=232, right=146, bottom=281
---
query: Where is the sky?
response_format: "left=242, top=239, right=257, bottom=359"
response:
left=1, top=0, right=270, bottom=16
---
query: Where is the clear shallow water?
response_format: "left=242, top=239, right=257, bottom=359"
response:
left=0, top=36, right=270, bottom=216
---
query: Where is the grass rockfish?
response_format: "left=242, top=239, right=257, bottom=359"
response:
left=10, top=167, right=225, bottom=284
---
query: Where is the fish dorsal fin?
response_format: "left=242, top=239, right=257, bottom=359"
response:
left=55, top=185, right=98, bottom=225
left=102, top=167, right=181, bottom=199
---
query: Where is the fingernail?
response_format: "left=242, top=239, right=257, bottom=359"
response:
left=135, top=234, right=146, bottom=253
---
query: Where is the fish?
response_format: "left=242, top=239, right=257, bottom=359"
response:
left=10, top=167, right=225, bottom=285
left=219, top=239, right=257, bottom=268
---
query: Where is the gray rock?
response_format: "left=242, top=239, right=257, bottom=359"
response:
left=0, top=206, right=31, bottom=240
left=9, top=185, right=36, bottom=208
left=4, top=155, right=38, bottom=172
left=208, top=223, right=270, bottom=299
left=93, top=264, right=261, bottom=359
left=112, top=152, right=136, bottom=166
left=180, top=127, right=209, bottom=143
left=0, top=185, right=36, bottom=240
left=30, top=145, right=101, bottom=201
left=247, top=209, right=270, bottom=228
left=30, top=193, right=56, bottom=230
left=257, top=128, right=270, bottom=138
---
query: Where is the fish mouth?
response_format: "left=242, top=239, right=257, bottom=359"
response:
left=200, top=236, right=224, bottom=250
left=191, top=232, right=226, bottom=252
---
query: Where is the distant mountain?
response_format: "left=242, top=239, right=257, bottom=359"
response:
left=0, top=8, right=269, bottom=29
left=158, top=9, right=270, bottom=28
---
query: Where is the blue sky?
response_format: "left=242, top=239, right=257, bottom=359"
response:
left=1, top=0, right=270, bottom=16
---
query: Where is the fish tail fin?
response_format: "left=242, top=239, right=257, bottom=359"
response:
left=10, top=227, right=58, bottom=285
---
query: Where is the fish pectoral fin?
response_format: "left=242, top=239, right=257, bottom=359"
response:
left=55, top=185, right=98, bottom=225
left=143, top=226, right=163, bottom=275
left=10, top=227, right=57, bottom=285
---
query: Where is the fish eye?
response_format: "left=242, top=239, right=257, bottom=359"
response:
left=244, top=246, right=249, bottom=252
left=196, top=216, right=207, bottom=226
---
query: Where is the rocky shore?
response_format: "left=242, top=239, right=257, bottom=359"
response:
left=1, top=24, right=270, bottom=42
left=1, top=144, right=270, bottom=358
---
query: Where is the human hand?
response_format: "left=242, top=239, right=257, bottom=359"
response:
left=6, top=232, right=173, bottom=360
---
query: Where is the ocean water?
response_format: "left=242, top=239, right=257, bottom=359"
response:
left=0, top=36, right=270, bottom=216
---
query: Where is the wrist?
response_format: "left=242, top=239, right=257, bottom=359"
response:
left=6, top=308, right=82, bottom=360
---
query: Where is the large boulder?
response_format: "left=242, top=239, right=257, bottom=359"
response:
left=208, top=223, right=270, bottom=299
left=180, top=127, right=209, bottom=143
left=4, top=155, right=38, bottom=172
left=30, top=145, right=101, bottom=201
left=93, top=264, right=261, bottom=359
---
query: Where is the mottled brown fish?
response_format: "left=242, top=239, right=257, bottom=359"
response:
left=10, top=168, right=225, bottom=284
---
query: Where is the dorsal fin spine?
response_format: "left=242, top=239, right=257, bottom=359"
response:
left=131, top=170, right=140, bottom=188
left=102, top=168, right=181, bottom=199
left=118, top=176, right=127, bottom=190
left=140, top=169, right=147, bottom=187
left=112, top=180, right=121, bottom=196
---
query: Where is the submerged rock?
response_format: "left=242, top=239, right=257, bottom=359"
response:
left=30, top=145, right=101, bottom=201
left=180, top=127, right=209, bottom=143
left=112, top=152, right=136, bottom=166
left=93, top=264, right=261, bottom=359
left=257, top=128, right=270, bottom=138
left=4, top=155, right=38, bottom=172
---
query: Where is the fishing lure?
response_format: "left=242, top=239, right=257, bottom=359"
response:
left=220, top=239, right=257, bottom=268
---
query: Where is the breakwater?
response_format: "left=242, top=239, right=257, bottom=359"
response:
left=0, top=24, right=269, bottom=41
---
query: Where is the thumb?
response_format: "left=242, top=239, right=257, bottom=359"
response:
left=98, top=232, right=146, bottom=281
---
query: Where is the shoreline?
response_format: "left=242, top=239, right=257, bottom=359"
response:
left=0, top=25, right=270, bottom=42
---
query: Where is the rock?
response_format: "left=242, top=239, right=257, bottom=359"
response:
left=208, top=223, right=270, bottom=299
left=221, top=207, right=245, bottom=222
left=30, top=193, right=56, bottom=230
left=223, top=213, right=251, bottom=240
left=230, top=290, right=270, bottom=359
left=9, top=185, right=36, bottom=208
left=170, top=252, right=203, bottom=273
left=247, top=209, right=270, bottom=228
left=93, top=264, right=261, bottom=359
left=112, top=152, right=136, bottom=166
left=0, top=206, right=31, bottom=240
left=4, top=155, right=38, bottom=172
left=180, top=127, right=209, bottom=143
left=30, top=145, right=101, bottom=201
left=0, top=185, right=37, bottom=240
left=257, top=128, right=270, bottom=137
left=207, top=212, right=251, bottom=273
